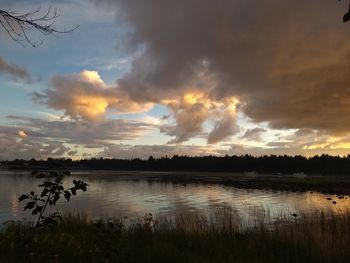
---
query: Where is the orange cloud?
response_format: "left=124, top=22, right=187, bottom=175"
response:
left=34, top=70, right=153, bottom=122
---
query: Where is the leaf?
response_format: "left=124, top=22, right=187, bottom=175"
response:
left=18, top=194, right=29, bottom=202
left=39, top=181, right=52, bottom=188
left=24, top=201, right=36, bottom=210
left=32, top=205, right=43, bottom=215
left=52, top=193, right=60, bottom=205
left=55, top=176, right=63, bottom=183
left=41, top=188, right=49, bottom=197
left=71, top=188, right=76, bottom=196
left=64, top=191, right=71, bottom=201
left=81, top=183, right=88, bottom=192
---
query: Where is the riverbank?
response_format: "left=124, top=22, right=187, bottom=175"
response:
left=2, top=168, right=350, bottom=195
left=0, top=211, right=349, bottom=263
left=143, top=172, right=350, bottom=195
left=4, top=155, right=350, bottom=176
left=76, top=170, right=350, bottom=195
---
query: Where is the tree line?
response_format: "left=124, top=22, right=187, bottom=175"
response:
left=3, top=154, right=350, bottom=175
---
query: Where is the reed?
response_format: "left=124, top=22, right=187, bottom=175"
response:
left=0, top=210, right=349, bottom=263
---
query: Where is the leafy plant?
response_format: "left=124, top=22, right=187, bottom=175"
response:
left=18, top=170, right=88, bottom=227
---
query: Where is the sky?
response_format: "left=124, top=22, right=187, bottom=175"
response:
left=1, top=0, right=350, bottom=160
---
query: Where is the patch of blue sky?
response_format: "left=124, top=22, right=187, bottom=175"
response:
left=0, top=0, right=135, bottom=127
left=146, top=104, right=169, bottom=118
left=0, top=0, right=131, bottom=83
left=0, top=82, right=34, bottom=117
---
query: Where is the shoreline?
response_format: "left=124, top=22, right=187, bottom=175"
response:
left=2, top=169, right=350, bottom=195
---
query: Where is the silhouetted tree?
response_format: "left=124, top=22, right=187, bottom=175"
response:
left=4, top=154, right=350, bottom=175
left=0, top=6, right=78, bottom=47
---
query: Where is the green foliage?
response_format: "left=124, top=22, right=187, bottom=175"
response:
left=18, top=170, right=88, bottom=227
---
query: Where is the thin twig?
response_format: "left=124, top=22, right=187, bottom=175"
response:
left=0, top=6, right=79, bottom=47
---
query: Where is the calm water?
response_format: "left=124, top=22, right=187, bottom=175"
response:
left=0, top=170, right=349, bottom=225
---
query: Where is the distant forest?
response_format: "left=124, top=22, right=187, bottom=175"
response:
left=3, top=154, right=350, bottom=175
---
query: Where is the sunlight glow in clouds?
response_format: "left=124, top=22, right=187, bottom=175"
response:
left=161, top=91, right=240, bottom=144
left=3, top=0, right=350, bottom=160
left=34, top=70, right=154, bottom=122
left=17, top=130, right=27, bottom=142
left=35, top=70, right=241, bottom=145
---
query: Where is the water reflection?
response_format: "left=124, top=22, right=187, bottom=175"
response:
left=0, top=170, right=349, bottom=224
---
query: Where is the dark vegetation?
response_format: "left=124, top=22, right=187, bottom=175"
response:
left=0, top=168, right=349, bottom=262
left=4, top=155, right=350, bottom=194
left=18, top=170, right=88, bottom=227
left=1, top=210, right=349, bottom=263
left=3, top=154, right=350, bottom=175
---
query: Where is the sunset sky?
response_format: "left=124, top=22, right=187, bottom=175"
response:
left=1, top=0, right=350, bottom=160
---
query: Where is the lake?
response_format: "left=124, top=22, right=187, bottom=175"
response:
left=1, top=170, right=349, bottom=225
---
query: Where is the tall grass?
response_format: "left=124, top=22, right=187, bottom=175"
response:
left=0, top=210, right=349, bottom=263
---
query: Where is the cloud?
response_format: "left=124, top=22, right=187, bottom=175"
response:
left=6, top=115, right=156, bottom=146
left=95, top=0, right=350, bottom=137
left=35, top=69, right=240, bottom=143
left=0, top=57, right=31, bottom=82
left=99, top=143, right=222, bottom=159
left=241, top=128, right=266, bottom=142
left=0, top=115, right=158, bottom=160
left=0, top=125, right=71, bottom=160
left=26, top=0, right=350, bottom=151
left=33, top=70, right=153, bottom=122
left=224, top=128, right=350, bottom=157
left=207, top=110, right=238, bottom=144
left=160, top=92, right=239, bottom=143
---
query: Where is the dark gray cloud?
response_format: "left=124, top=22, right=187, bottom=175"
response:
left=208, top=111, right=238, bottom=144
left=0, top=56, right=31, bottom=82
left=96, top=0, right=350, bottom=136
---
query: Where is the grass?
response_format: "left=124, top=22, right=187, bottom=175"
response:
left=0, top=210, right=349, bottom=263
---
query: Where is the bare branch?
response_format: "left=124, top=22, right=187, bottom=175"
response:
left=0, top=6, right=79, bottom=47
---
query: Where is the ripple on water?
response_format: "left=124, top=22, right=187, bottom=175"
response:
left=1, top=171, right=350, bottom=224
